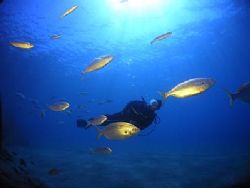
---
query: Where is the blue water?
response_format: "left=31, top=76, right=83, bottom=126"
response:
left=1, top=0, right=250, bottom=187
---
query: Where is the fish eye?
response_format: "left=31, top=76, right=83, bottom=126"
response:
left=124, top=131, right=128, bottom=134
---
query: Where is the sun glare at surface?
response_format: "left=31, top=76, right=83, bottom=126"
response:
left=108, top=0, right=167, bottom=14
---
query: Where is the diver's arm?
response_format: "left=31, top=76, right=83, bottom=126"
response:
left=138, top=114, right=156, bottom=130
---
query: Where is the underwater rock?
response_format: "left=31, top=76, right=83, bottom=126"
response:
left=224, top=180, right=250, bottom=188
left=0, top=149, right=13, bottom=161
left=48, top=168, right=60, bottom=176
left=0, top=96, right=2, bottom=150
left=12, top=152, right=17, bottom=156
left=0, top=149, right=47, bottom=188
left=19, top=158, right=27, bottom=167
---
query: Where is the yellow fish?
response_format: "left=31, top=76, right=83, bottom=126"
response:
left=159, top=78, right=215, bottom=100
left=61, top=5, right=78, bottom=18
left=82, top=55, right=113, bottom=74
left=150, top=32, right=172, bottom=45
left=94, top=122, right=140, bottom=140
left=10, top=42, right=34, bottom=49
left=48, top=101, right=70, bottom=112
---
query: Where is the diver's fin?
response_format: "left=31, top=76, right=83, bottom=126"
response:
left=94, top=126, right=103, bottom=140
left=223, top=88, right=236, bottom=107
left=76, top=119, right=89, bottom=129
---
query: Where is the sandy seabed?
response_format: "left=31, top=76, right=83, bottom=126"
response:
left=4, top=146, right=248, bottom=188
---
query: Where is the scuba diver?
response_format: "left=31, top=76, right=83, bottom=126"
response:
left=76, top=98, right=162, bottom=131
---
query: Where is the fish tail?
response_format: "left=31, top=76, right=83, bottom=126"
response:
left=158, top=91, right=168, bottom=101
left=223, top=88, right=236, bottom=107
left=94, top=126, right=103, bottom=140
left=80, top=72, right=85, bottom=80
left=85, top=121, right=91, bottom=128
left=150, top=40, right=155, bottom=45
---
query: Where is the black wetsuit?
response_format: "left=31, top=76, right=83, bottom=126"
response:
left=77, top=100, right=158, bottom=130
left=101, top=100, right=157, bottom=130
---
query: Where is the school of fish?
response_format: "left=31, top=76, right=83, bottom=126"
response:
left=9, top=1, right=250, bottom=158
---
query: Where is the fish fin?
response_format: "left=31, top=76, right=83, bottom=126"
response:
left=59, top=15, right=64, bottom=19
left=150, top=40, right=155, bottom=45
left=223, top=88, right=235, bottom=107
left=94, top=125, right=103, bottom=140
left=40, top=110, right=46, bottom=119
left=158, top=91, right=168, bottom=101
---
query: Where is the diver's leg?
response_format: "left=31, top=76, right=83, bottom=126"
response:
left=100, top=112, right=124, bottom=126
left=76, top=112, right=125, bottom=128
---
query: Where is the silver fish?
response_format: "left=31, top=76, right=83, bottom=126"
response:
left=89, top=147, right=112, bottom=155
left=61, top=5, right=78, bottom=18
left=87, top=115, right=107, bottom=127
left=48, top=101, right=70, bottom=111
left=150, top=32, right=172, bottom=44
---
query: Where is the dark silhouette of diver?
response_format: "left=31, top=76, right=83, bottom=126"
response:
left=77, top=98, right=162, bottom=131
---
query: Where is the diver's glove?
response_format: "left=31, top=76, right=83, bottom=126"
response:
left=76, top=119, right=89, bottom=129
